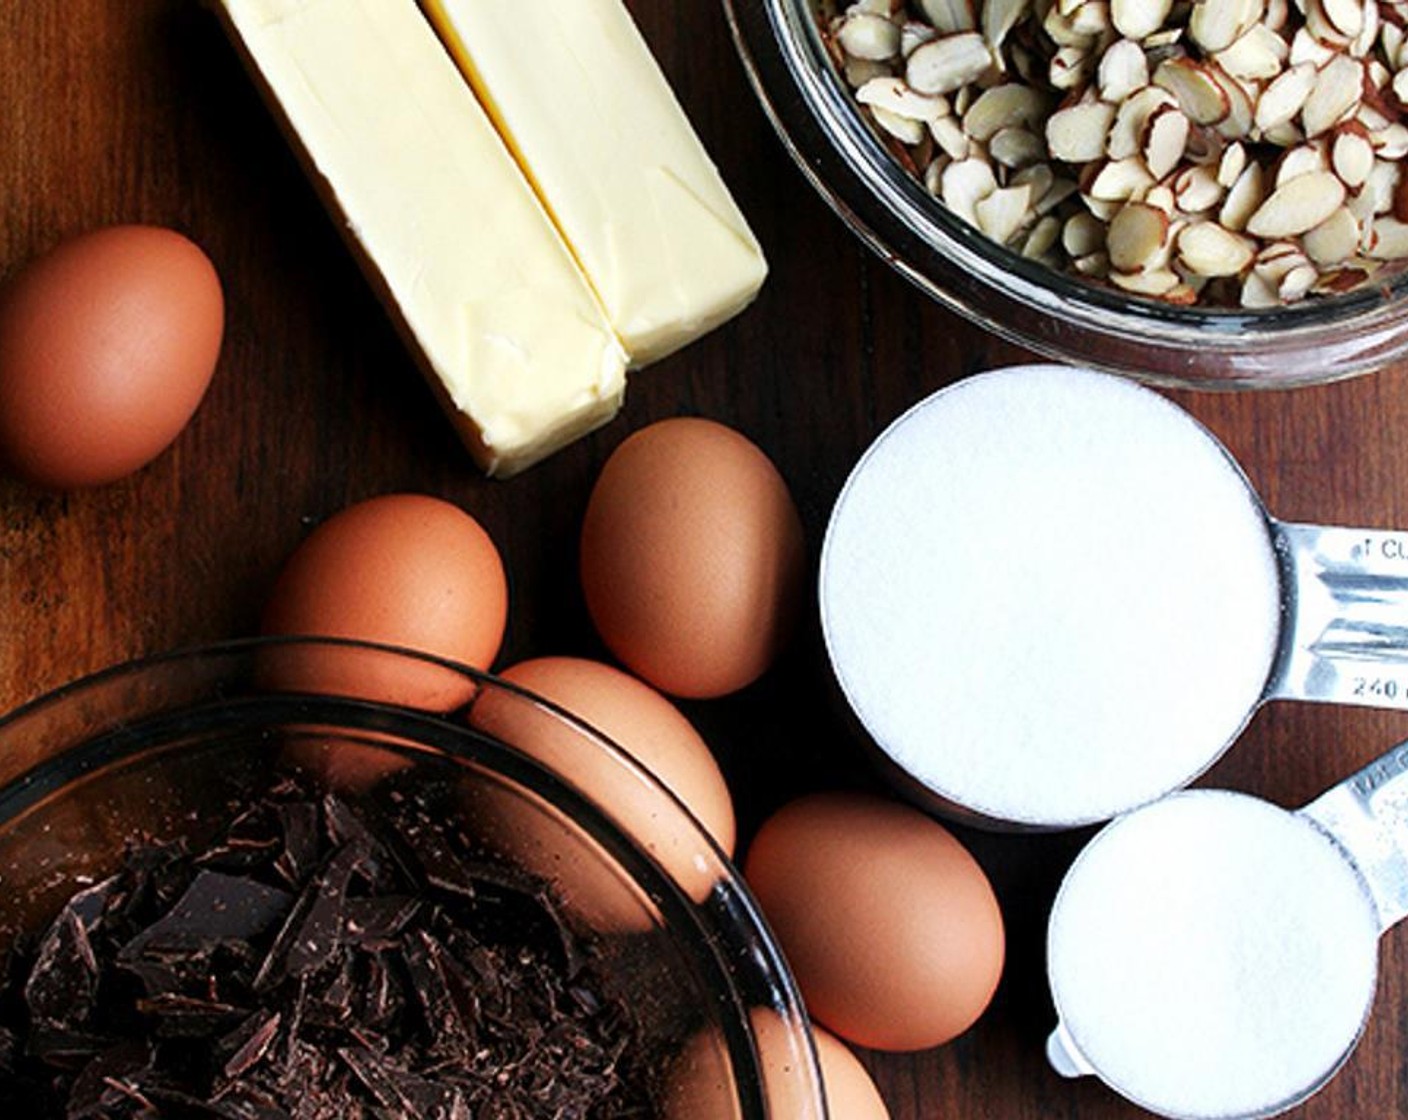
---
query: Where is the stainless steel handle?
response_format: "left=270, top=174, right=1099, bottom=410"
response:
left=1303, top=737, right=1408, bottom=933
left=1265, top=522, right=1408, bottom=711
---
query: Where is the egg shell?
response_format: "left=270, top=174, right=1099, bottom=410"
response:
left=812, top=1027, right=890, bottom=1120
left=469, top=658, right=731, bottom=918
left=488, top=657, right=735, bottom=853
left=580, top=417, right=805, bottom=699
left=456, top=742, right=666, bottom=934
left=663, top=1009, right=827, bottom=1120
left=0, top=224, right=223, bottom=488
left=744, top=791, right=1005, bottom=1051
left=261, top=494, right=507, bottom=710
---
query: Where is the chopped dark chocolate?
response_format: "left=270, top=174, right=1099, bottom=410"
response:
left=0, top=779, right=652, bottom=1118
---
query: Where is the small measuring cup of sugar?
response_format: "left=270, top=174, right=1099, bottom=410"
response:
left=1045, top=737, right=1408, bottom=1120
left=820, top=363, right=1408, bottom=829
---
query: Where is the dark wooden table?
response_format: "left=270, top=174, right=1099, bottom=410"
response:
left=3, top=4, right=1408, bottom=1118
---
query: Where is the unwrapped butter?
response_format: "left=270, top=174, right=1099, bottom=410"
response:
left=423, top=0, right=769, bottom=367
left=214, top=0, right=627, bottom=477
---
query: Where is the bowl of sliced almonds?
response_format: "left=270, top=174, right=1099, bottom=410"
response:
left=726, top=0, right=1408, bottom=385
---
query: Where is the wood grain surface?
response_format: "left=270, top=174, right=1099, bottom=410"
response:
left=3, top=3, right=1408, bottom=1118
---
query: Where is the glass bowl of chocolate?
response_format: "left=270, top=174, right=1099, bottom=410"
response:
left=727, top=0, right=1408, bottom=387
left=0, top=638, right=824, bottom=1118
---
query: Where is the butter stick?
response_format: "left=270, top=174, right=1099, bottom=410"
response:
left=214, top=0, right=627, bottom=477
left=423, top=0, right=769, bottom=368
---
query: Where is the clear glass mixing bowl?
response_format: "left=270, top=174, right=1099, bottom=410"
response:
left=0, top=637, right=825, bottom=1119
left=724, top=0, right=1408, bottom=387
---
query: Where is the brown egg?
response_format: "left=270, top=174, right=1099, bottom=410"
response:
left=469, top=657, right=733, bottom=917
left=262, top=493, right=507, bottom=710
left=489, top=656, right=735, bottom=853
left=0, top=225, right=223, bottom=488
left=744, top=792, right=1005, bottom=1051
left=664, top=1009, right=827, bottom=1120
left=580, top=418, right=805, bottom=699
left=812, top=1027, right=890, bottom=1120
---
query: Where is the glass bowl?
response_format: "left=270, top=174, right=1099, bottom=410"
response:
left=723, top=0, right=1408, bottom=387
left=0, top=637, right=825, bottom=1118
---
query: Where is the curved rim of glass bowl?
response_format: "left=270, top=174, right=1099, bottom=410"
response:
left=724, top=0, right=1408, bottom=388
left=0, top=635, right=827, bottom=1120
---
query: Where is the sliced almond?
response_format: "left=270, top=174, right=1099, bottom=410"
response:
left=843, top=56, right=894, bottom=89
left=1321, top=0, right=1367, bottom=40
left=1214, top=23, right=1289, bottom=80
left=1044, top=3, right=1099, bottom=46
left=1144, top=184, right=1178, bottom=212
left=991, top=126, right=1049, bottom=166
left=975, top=183, right=1037, bottom=242
left=1069, top=1, right=1114, bottom=36
left=839, top=12, right=904, bottom=61
left=1307, top=0, right=1355, bottom=46
left=1352, top=0, right=1380, bottom=57
left=1254, top=62, right=1319, bottom=132
left=918, top=0, right=978, bottom=33
left=1289, top=27, right=1336, bottom=67
left=1302, top=56, right=1364, bottom=136
left=1087, top=155, right=1158, bottom=200
left=1145, top=105, right=1192, bottom=178
left=930, top=114, right=973, bottom=159
left=1012, top=161, right=1056, bottom=196
left=941, top=156, right=999, bottom=222
left=1073, top=250, right=1112, bottom=276
left=1332, top=123, right=1376, bottom=185
left=1274, top=141, right=1330, bottom=186
left=1220, top=161, right=1267, bottom=229
left=1372, top=122, right=1408, bottom=158
left=1107, top=201, right=1171, bottom=270
left=1099, top=38, right=1151, bottom=101
left=1036, top=175, right=1082, bottom=213
left=1022, top=214, right=1064, bottom=257
left=901, top=20, right=941, bottom=56
left=1050, top=44, right=1097, bottom=89
left=1218, top=141, right=1249, bottom=186
left=1177, top=220, right=1258, bottom=274
left=1111, top=0, right=1175, bottom=38
left=1278, top=261, right=1320, bottom=299
left=1048, top=99, right=1119, bottom=160
left=870, top=104, right=930, bottom=143
left=1213, top=69, right=1258, bottom=138
left=1107, top=85, right=1179, bottom=158
left=1313, top=264, right=1373, bottom=292
left=1155, top=58, right=1234, bottom=123
left=1304, top=205, right=1363, bottom=262
left=1063, top=210, right=1107, bottom=255
left=964, top=83, right=1048, bottom=138
left=982, top=0, right=1031, bottom=51
left=1174, top=163, right=1228, bottom=210
left=1110, top=266, right=1183, bottom=294
left=1240, top=270, right=1282, bottom=306
left=1246, top=170, right=1348, bottom=235
left=1189, top=0, right=1265, bottom=53
left=857, top=77, right=951, bottom=122
left=907, top=32, right=995, bottom=93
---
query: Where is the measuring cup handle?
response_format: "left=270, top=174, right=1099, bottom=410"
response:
left=1263, top=522, right=1408, bottom=710
left=1303, top=736, right=1408, bottom=934
left=1045, top=1023, right=1096, bottom=1080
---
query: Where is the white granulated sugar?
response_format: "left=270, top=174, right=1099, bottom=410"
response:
left=1048, top=792, right=1380, bottom=1119
left=819, top=365, right=1282, bottom=826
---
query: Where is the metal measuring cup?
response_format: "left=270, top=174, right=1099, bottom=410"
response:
left=820, top=363, right=1408, bottom=830
left=1045, top=739, right=1408, bottom=1119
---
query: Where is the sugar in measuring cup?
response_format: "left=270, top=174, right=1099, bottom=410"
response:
left=820, top=363, right=1408, bottom=829
left=1045, top=738, right=1408, bottom=1119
